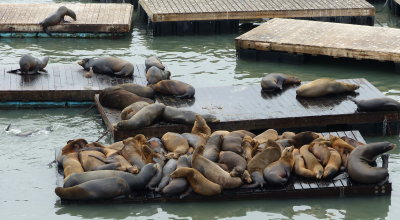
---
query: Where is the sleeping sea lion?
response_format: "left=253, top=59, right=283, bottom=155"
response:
left=145, top=56, right=165, bottom=70
left=162, top=155, right=190, bottom=196
left=120, top=101, right=150, bottom=120
left=253, top=129, right=279, bottom=144
left=161, top=132, right=189, bottom=159
left=77, top=57, right=134, bottom=77
left=119, top=135, right=149, bottom=169
left=293, top=148, right=315, bottom=178
left=352, top=97, right=400, bottom=112
left=162, top=106, right=218, bottom=125
left=330, top=135, right=355, bottom=168
left=146, top=66, right=171, bottom=85
left=40, top=6, right=76, bottom=36
left=263, top=146, right=294, bottom=185
left=218, top=151, right=247, bottom=179
left=118, top=83, right=155, bottom=99
left=322, top=147, right=342, bottom=179
left=116, top=103, right=165, bottom=131
left=181, top=133, right=207, bottom=149
left=203, top=134, right=223, bottom=162
left=57, top=139, right=88, bottom=180
left=309, top=141, right=331, bottom=166
left=149, top=80, right=195, bottom=98
left=78, top=148, right=106, bottom=172
left=296, top=78, right=359, bottom=97
left=261, top=73, right=301, bottom=92
left=291, top=131, right=321, bottom=148
left=7, top=54, right=49, bottom=75
left=299, top=144, right=323, bottom=179
left=242, top=135, right=256, bottom=161
left=221, top=131, right=245, bottom=154
left=99, top=87, right=154, bottom=110
left=156, top=158, right=178, bottom=192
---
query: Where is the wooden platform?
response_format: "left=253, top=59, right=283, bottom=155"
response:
left=0, top=3, right=133, bottom=37
left=95, top=78, right=400, bottom=141
left=235, top=18, right=400, bottom=65
left=138, top=0, right=375, bottom=35
left=0, top=64, right=146, bottom=102
left=59, top=130, right=392, bottom=204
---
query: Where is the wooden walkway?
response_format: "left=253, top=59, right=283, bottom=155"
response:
left=0, top=64, right=146, bottom=102
left=236, top=18, right=400, bottom=64
left=0, top=3, right=133, bottom=36
left=95, top=78, right=400, bottom=141
left=59, top=130, right=392, bottom=204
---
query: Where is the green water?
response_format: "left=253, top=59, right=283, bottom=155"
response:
left=1, top=1, right=400, bottom=219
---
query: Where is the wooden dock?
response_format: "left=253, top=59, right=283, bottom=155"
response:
left=95, top=78, right=400, bottom=141
left=0, top=3, right=133, bottom=37
left=138, top=0, right=375, bottom=35
left=0, top=64, right=146, bottom=102
left=59, top=130, right=392, bottom=204
left=235, top=18, right=400, bottom=66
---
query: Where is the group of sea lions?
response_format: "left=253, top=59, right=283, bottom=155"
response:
left=55, top=117, right=395, bottom=200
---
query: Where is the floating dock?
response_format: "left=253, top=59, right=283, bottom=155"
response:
left=0, top=3, right=133, bottom=37
left=0, top=64, right=146, bottom=103
left=138, top=0, right=375, bottom=35
left=59, top=130, right=392, bottom=204
left=235, top=18, right=400, bottom=66
left=95, top=78, right=400, bottom=141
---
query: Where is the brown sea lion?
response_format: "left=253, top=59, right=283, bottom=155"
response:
left=161, top=132, right=189, bottom=159
left=279, top=131, right=296, bottom=140
left=78, top=148, right=106, bottom=172
left=352, top=97, right=400, bottom=112
left=7, top=54, right=49, bottom=75
left=105, top=141, right=124, bottom=151
left=149, top=80, right=195, bottom=98
left=181, top=133, right=207, bottom=149
left=170, top=167, right=222, bottom=196
left=145, top=56, right=165, bottom=70
left=218, top=151, right=247, bottom=178
left=192, top=115, right=211, bottom=137
left=299, top=144, right=323, bottom=179
left=77, top=57, right=134, bottom=77
left=162, top=155, right=190, bottom=196
left=192, top=146, right=242, bottom=189
left=203, top=134, right=223, bottom=162
left=146, top=66, right=171, bottom=85
left=234, top=130, right=256, bottom=138
left=340, top=136, right=365, bottom=148
left=309, top=141, right=331, bottom=166
left=211, top=130, right=230, bottom=137
left=120, top=101, right=150, bottom=120
left=40, top=6, right=76, bottom=36
left=293, top=149, right=315, bottom=178
left=116, top=103, right=165, bottom=131
left=221, top=131, right=245, bottom=154
left=347, top=142, right=395, bottom=184
left=296, top=78, right=359, bottom=97
left=261, top=73, right=301, bottom=92
left=162, top=106, right=219, bottom=125
left=242, top=135, right=256, bottom=161
left=322, top=147, right=342, bottom=179
left=291, top=131, right=321, bottom=148
left=119, top=135, right=149, bottom=169
left=118, top=83, right=155, bottom=99
left=263, top=146, right=294, bottom=185
left=253, top=129, right=279, bottom=144
left=57, top=139, right=88, bottom=180
left=99, top=87, right=154, bottom=110
left=330, top=135, right=355, bottom=168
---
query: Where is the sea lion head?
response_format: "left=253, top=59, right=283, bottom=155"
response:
left=77, top=58, right=91, bottom=68
left=40, top=56, right=49, bottom=69
left=284, top=75, right=301, bottom=85
left=62, top=138, right=88, bottom=155
left=66, top=8, right=77, bottom=21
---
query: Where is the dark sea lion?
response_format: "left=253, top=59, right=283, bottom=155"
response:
left=146, top=66, right=171, bottom=85
left=116, top=103, right=165, bottom=131
left=221, top=131, right=245, bottom=154
left=347, top=142, right=396, bottom=184
left=118, top=83, right=155, bottom=99
left=293, top=149, right=315, bottom=178
left=261, top=73, right=301, bottom=92
left=263, top=146, right=294, bottom=185
left=309, top=141, right=331, bottom=166
left=170, top=167, right=222, bottom=196
left=192, top=146, right=242, bottom=189
left=299, top=144, right=323, bottom=179
left=55, top=177, right=130, bottom=200
left=120, top=101, right=150, bottom=120
left=77, top=57, right=134, bottom=77
left=291, top=131, right=321, bottom=148
left=218, top=151, right=247, bottom=178
left=352, top=97, right=400, bottom=112
left=149, top=80, right=195, bottom=98
left=99, top=86, right=154, bottom=110
left=145, top=56, right=165, bottom=70
left=8, top=54, right=49, bottom=75
left=161, top=132, right=189, bottom=159
left=296, top=78, right=359, bottom=97
left=63, top=163, right=157, bottom=190
left=162, top=106, right=218, bottom=125
left=57, top=139, right=88, bottom=180
left=253, top=129, right=279, bottom=144
left=181, top=133, right=207, bottom=149
left=40, top=6, right=76, bottom=36
left=162, top=155, right=190, bottom=196
left=146, top=163, right=163, bottom=190
left=192, top=115, right=211, bottom=137
left=322, top=147, right=342, bottom=179
left=156, top=158, right=178, bottom=192
left=203, top=134, right=223, bottom=162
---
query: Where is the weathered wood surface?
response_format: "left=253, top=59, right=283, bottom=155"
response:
left=0, top=64, right=146, bottom=101
left=235, top=18, right=400, bottom=63
left=0, top=3, right=133, bottom=33
left=139, top=0, right=375, bottom=22
left=95, top=78, right=400, bottom=141
left=59, top=130, right=392, bottom=204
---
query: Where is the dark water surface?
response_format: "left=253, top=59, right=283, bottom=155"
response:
left=1, top=1, right=400, bottom=219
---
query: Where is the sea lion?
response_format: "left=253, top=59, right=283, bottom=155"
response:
left=263, top=146, right=294, bottom=185
left=162, top=106, right=219, bottom=125
left=146, top=66, right=171, bottom=85
left=296, top=78, right=359, bottom=97
left=77, top=57, right=134, bottom=77
left=279, top=131, right=296, bottom=140
left=203, top=134, right=223, bottom=162
left=156, top=158, right=178, bottom=192
left=340, top=136, right=364, bottom=148
left=161, top=132, right=189, bottom=159
left=105, top=141, right=124, bottom=151
left=322, top=147, right=342, bottom=179
left=120, top=101, right=150, bottom=120
left=146, top=163, right=163, bottom=190
left=170, top=167, right=222, bottom=196
left=63, top=163, right=157, bottom=190
left=78, top=148, right=106, bottom=172
left=57, top=139, right=88, bottom=180
left=291, top=131, right=321, bottom=148
left=246, top=140, right=282, bottom=188
left=211, top=130, right=230, bottom=137
left=149, top=80, right=195, bottom=98
left=221, top=131, right=245, bottom=154
left=55, top=177, right=130, bottom=200
left=99, top=86, right=154, bottom=110
left=330, top=135, right=355, bottom=168
left=7, top=54, right=49, bottom=75
left=299, top=144, right=323, bottom=179
left=116, top=103, right=165, bottom=131
left=192, top=146, right=242, bottom=189
left=40, top=6, right=76, bottom=36
left=181, top=133, right=207, bottom=149
left=162, top=155, right=190, bottom=196
left=233, top=130, right=256, bottom=138
left=242, top=135, right=256, bottom=161
left=119, top=135, right=150, bottom=169
left=118, top=83, right=155, bottom=99
left=191, top=115, right=212, bottom=137
left=293, top=149, right=315, bottom=178
left=218, top=151, right=247, bottom=178
left=261, top=73, right=301, bottom=92
left=253, top=129, right=279, bottom=144
left=147, top=137, right=167, bottom=156
left=145, top=56, right=165, bottom=70
left=352, top=97, right=400, bottom=112
left=309, top=141, right=331, bottom=166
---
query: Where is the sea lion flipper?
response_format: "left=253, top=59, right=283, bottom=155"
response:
left=381, top=154, right=389, bottom=169
left=7, top=69, right=20, bottom=74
